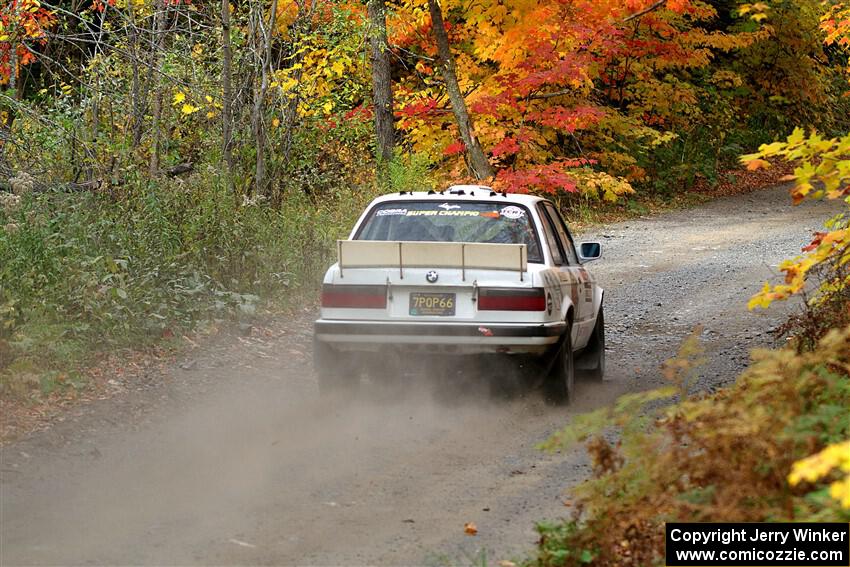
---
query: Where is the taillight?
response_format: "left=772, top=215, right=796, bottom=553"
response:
left=478, top=288, right=546, bottom=311
left=321, top=284, right=387, bottom=309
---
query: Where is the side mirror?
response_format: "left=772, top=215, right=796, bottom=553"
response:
left=579, top=241, right=602, bottom=262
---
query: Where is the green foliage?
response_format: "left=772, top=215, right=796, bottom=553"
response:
left=526, top=327, right=850, bottom=567
left=386, top=152, right=437, bottom=193
left=0, top=174, right=375, bottom=398
left=534, top=521, right=595, bottom=566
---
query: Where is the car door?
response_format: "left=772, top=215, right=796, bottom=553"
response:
left=537, top=202, right=596, bottom=348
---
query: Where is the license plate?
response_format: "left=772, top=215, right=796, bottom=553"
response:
left=409, top=292, right=456, bottom=316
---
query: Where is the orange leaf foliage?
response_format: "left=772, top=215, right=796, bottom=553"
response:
left=0, top=0, right=56, bottom=84
left=390, top=0, right=761, bottom=198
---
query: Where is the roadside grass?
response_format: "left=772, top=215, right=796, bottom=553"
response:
left=0, top=174, right=378, bottom=412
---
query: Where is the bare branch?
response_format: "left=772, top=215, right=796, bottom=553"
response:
left=623, top=0, right=665, bottom=22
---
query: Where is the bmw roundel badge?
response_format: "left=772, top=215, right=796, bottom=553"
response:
left=426, top=271, right=439, bottom=283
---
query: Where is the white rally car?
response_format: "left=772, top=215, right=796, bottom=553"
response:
left=313, top=185, right=604, bottom=404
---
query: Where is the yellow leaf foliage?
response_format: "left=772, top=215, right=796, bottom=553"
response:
left=742, top=128, right=850, bottom=310
left=789, top=440, right=850, bottom=509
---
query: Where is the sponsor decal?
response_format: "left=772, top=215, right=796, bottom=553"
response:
left=437, top=210, right=482, bottom=217
left=404, top=209, right=481, bottom=217
left=499, top=205, right=525, bottom=220
left=543, top=272, right=563, bottom=312
left=379, top=206, right=520, bottom=218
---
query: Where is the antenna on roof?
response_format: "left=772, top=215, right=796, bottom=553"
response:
left=427, top=190, right=436, bottom=195
left=399, top=191, right=407, bottom=195
left=501, top=191, right=508, bottom=197
left=489, top=191, right=497, bottom=197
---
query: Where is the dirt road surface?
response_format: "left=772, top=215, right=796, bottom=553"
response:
left=0, top=186, right=841, bottom=566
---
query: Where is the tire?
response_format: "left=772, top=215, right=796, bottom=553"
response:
left=543, top=321, right=575, bottom=405
left=313, top=336, right=358, bottom=398
left=578, top=306, right=605, bottom=381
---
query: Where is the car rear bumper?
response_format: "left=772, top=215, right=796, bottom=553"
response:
left=314, top=319, right=565, bottom=355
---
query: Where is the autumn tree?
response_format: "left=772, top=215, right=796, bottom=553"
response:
left=389, top=0, right=838, bottom=197
left=426, top=0, right=493, bottom=180
left=368, top=0, right=394, bottom=165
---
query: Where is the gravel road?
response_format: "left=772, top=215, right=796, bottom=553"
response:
left=0, top=185, right=841, bottom=566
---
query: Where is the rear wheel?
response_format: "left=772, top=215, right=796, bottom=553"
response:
left=543, top=321, right=574, bottom=405
left=577, top=306, right=605, bottom=380
left=313, top=337, right=359, bottom=398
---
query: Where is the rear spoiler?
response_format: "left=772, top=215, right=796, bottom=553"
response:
left=337, top=240, right=527, bottom=281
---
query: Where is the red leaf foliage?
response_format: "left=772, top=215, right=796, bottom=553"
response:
left=527, top=105, right=605, bottom=132
left=396, top=98, right=439, bottom=118
left=494, top=160, right=595, bottom=194
left=443, top=140, right=466, bottom=156
left=491, top=137, right=521, bottom=157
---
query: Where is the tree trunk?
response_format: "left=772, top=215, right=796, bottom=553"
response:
left=148, top=6, right=167, bottom=178
left=129, top=2, right=144, bottom=148
left=426, top=0, right=493, bottom=180
left=250, top=0, right=278, bottom=198
left=368, top=0, right=394, bottom=165
left=221, top=0, right=236, bottom=198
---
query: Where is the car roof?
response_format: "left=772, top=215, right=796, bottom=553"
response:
left=367, top=185, right=547, bottom=208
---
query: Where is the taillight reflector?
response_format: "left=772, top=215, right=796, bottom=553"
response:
left=478, top=288, right=546, bottom=311
left=321, top=285, right=387, bottom=309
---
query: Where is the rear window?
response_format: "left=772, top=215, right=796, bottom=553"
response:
left=355, top=200, right=543, bottom=263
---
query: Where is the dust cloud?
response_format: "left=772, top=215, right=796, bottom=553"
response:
left=2, top=349, right=569, bottom=566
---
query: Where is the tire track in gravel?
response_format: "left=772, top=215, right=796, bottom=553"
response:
left=0, top=185, right=841, bottom=566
